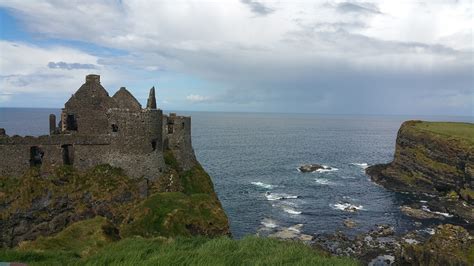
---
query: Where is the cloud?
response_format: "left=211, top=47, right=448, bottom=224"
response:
left=240, top=0, right=274, bottom=16
left=0, top=41, right=129, bottom=107
left=186, top=94, right=211, bottom=103
left=47, top=61, right=97, bottom=70
left=334, top=2, right=382, bottom=15
left=0, top=1, right=472, bottom=115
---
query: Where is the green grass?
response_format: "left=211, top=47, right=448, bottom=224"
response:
left=1, top=236, right=359, bottom=266
left=120, top=192, right=229, bottom=238
left=412, top=121, right=474, bottom=146
left=179, top=165, right=216, bottom=195
left=17, top=217, right=120, bottom=257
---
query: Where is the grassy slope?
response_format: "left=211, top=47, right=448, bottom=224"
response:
left=1, top=236, right=358, bottom=266
left=120, top=192, right=229, bottom=238
left=16, top=217, right=119, bottom=257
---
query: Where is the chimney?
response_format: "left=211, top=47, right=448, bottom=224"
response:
left=85, top=74, right=100, bottom=84
left=146, top=86, right=157, bottom=109
left=49, top=114, right=56, bottom=135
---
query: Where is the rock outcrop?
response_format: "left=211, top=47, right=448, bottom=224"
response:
left=366, top=120, right=473, bottom=222
left=400, top=224, right=474, bottom=265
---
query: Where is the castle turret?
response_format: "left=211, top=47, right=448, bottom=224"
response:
left=146, top=87, right=157, bottom=109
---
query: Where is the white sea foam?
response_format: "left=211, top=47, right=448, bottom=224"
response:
left=332, top=202, right=364, bottom=212
left=315, top=178, right=334, bottom=185
left=421, top=205, right=453, bottom=218
left=283, top=207, right=302, bottom=215
left=315, top=165, right=339, bottom=173
left=265, top=192, right=298, bottom=201
left=342, top=176, right=356, bottom=179
left=350, top=163, right=369, bottom=169
left=422, top=228, right=436, bottom=235
left=251, top=181, right=275, bottom=189
left=261, top=218, right=278, bottom=229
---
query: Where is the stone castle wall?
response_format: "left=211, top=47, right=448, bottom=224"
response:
left=0, top=74, right=192, bottom=180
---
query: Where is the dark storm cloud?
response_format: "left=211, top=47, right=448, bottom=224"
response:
left=240, top=0, right=275, bottom=16
left=48, top=61, right=97, bottom=70
left=335, top=2, right=382, bottom=15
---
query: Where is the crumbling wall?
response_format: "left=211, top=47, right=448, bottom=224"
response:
left=163, top=114, right=197, bottom=171
left=1, top=74, right=169, bottom=180
left=0, top=134, right=110, bottom=177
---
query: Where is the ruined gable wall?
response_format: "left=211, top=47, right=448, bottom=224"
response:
left=62, top=80, right=117, bottom=136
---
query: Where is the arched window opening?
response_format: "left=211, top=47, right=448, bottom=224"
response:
left=111, top=124, right=118, bottom=132
left=61, top=144, right=74, bottom=165
left=66, top=114, right=78, bottom=131
left=30, top=146, right=44, bottom=167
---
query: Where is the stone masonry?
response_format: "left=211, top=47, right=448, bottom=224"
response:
left=0, top=74, right=196, bottom=179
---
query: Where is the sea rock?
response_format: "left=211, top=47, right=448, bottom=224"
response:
left=298, top=164, right=328, bottom=173
left=400, top=206, right=444, bottom=220
left=369, top=224, right=395, bottom=237
left=343, top=219, right=357, bottom=228
left=269, top=224, right=313, bottom=242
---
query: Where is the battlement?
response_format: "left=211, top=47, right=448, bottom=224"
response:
left=0, top=74, right=198, bottom=179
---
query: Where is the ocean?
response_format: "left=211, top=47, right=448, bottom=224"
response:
left=1, top=108, right=472, bottom=238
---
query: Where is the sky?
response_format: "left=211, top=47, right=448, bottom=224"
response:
left=0, top=0, right=472, bottom=116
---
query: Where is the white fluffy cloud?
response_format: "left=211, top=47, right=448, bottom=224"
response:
left=186, top=94, right=211, bottom=103
left=0, top=0, right=472, bottom=114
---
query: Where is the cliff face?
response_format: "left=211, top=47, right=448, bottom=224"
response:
left=367, top=120, right=473, bottom=221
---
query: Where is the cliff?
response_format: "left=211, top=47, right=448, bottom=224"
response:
left=0, top=150, right=230, bottom=248
left=366, top=120, right=473, bottom=222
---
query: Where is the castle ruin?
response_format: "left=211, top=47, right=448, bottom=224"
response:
left=0, top=74, right=196, bottom=179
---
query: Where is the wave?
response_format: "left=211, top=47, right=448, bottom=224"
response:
left=251, top=181, right=275, bottom=189
left=261, top=218, right=279, bottom=229
left=265, top=192, right=299, bottom=201
left=350, top=163, right=369, bottom=169
left=332, top=202, right=364, bottom=212
left=315, top=178, right=335, bottom=185
left=287, top=224, right=303, bottom=233
left=282, top=207, right=302, bottom=215
left=421, top=205, right=453, bottom=218
left=342, top=176, right=356, bottom=179
left=315, top=165, right=339, bottom=173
